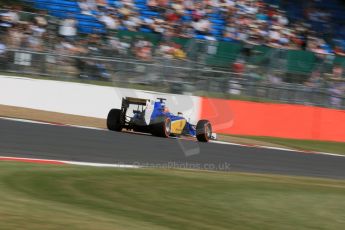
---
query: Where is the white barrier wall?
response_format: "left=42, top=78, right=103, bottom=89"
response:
left=0, top=75, right=201, bottom=123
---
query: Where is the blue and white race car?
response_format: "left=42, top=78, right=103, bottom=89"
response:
left=107, top=97, right=214, bottom=142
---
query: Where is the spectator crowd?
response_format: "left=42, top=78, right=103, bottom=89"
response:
left=2, top=1, right=345, bottom=56
left=73, top=0, right=343, bottom=54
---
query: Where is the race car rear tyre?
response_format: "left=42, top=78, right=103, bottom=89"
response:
left=196, top=120, right=212, bottom=142
left=151, top=117, right=171, bottom=138
left=133, top=125, right=150, bottom=133
left=107, top=109, right=122, bottom=131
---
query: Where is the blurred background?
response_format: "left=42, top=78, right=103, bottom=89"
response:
left=0, top=0, right=345, bottom=109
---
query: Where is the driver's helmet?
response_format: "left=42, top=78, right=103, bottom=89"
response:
left=161, top=102, right=169, bottom=113
left=163, top=107, right=170, bottom=113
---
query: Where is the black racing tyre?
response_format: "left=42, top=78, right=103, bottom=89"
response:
left=151, top=117, right=171, bottom=138
left=196, top=120, right=212, bottom=142
left=133, top=125, right=150, bottom=133
left=107, top=109, right=122, bottom=131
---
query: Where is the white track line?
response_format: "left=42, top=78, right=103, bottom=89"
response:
left=0, top=117, right=56, bottom=125
left=306, top=152, right=345, bottom=158
left=65, top=124, right=106, bottom=131
left=1, top=117, right=345, bottom=158
left=211, top=140, right=255, bottom=147
left=63, top=161, right=140, bottom=168
left=0, top=116, right=106, bottom=131
left=212, top=140, right=297, bottom=152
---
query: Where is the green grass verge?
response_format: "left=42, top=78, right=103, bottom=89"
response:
left=1, top=162, right=344, bottom=230
left=227, top=135, right=345, bottom=155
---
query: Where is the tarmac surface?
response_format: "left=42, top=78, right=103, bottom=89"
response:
left=0, top=118, right=344, bottom=179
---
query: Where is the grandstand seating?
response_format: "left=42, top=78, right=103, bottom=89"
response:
left=280, top=0, right=345, bottom=51
left=26, top=0, right=345, bottom=47
left=23, top=0, right=345, bottom=74
left=27, top=0, right=106, bottom=34
left=26, top=0, right=229, bottom=38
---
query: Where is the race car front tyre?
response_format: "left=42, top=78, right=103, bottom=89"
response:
left=151, top=117, right=171, bottom=138
left=196, top=120, right=212, bottom=142
left=107, top=109, right=122, bottom=131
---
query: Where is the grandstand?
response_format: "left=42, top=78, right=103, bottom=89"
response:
left=12, top=1, right=342, bottom=65
left=21, top=0, right=344, bottom=50
left=1, top=1, right=337, bottom=69
left=1, top=0, right=344, bottom=65
left=0, top=0, right=344, bottom=108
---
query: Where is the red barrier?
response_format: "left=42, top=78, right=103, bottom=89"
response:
left=200, top=98, right=345, bottom=142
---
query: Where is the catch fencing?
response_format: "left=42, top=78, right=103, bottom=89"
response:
left=1, top=49, right=344, bottom=110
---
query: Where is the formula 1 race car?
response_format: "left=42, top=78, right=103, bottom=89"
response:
left=107, top=97, right=214, bottom=142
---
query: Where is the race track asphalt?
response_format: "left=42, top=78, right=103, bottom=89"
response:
left=0, top=118, right=344, bottom=179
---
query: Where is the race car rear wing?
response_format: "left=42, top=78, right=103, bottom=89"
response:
left=122, top=97, right=150, bottom=107
left=121, top=97, right=154, bottom=126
